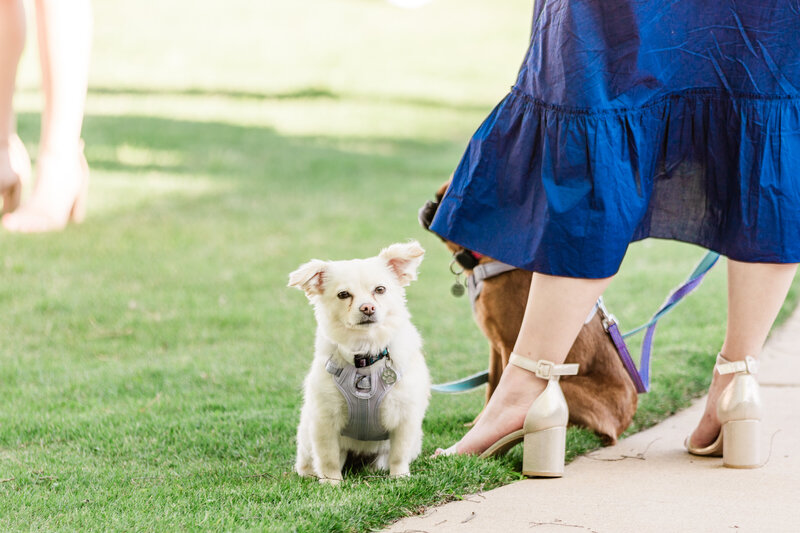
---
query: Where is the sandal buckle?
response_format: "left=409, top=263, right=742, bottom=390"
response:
left=744, top=356, right=759, bottom=375
left=535, top=360, right=554, bottom=380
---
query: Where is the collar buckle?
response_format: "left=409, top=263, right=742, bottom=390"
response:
left=353, top=348, right=390, bottom=368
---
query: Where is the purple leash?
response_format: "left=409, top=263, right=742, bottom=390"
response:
left=600, top=251, right=721, bottom=393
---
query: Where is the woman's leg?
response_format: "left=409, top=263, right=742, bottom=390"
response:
left=0, top=0, right=27, bottom=189
left=2, top=0, right=92, bottom=232
left=445, top=272, right=613, bottom=455
left=689, top=259, right=798, bottom=447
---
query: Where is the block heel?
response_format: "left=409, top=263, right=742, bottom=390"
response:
left=722, top=419, right=761, bottom=468
left=686, top=354, right=762, bottom=468
left=522, top=426, right=566, bottom=477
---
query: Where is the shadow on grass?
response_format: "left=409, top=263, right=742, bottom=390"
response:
left=88, top=85, right=340, bottom=102
left=13, top=110, right=463, bottom=246
left=64, top=84, right=493, bottom=112
left=18, top=110, right=457, bottom=184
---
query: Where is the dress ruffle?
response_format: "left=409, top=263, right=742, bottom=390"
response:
left=431, top=87, right=800, bottom=278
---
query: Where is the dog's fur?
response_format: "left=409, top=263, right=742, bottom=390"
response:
left=423, top=182, right=637, bottom=444
left=289, top=241, right=431, bottom=484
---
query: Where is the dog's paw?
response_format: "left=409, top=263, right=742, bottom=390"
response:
left=389, top=465, right=410, bottom=478
left=318, top=476, right=342, bottom=486
left=294, top=466, right=315, bottom=478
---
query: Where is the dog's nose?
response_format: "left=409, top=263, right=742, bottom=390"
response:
left=359, top=303, right=376, bottom=316
left=418, top=200, right=439, bottom=230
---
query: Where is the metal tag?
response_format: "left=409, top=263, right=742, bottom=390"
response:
left=381, top=367, right=397, bottom=385
left=451, top=282, right=465, bottom=297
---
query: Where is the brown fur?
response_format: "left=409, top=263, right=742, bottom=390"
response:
left=431, top=181, right=637, bottom=444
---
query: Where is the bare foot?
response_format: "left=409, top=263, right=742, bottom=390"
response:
left=687, top=367, right=734, bottom=448
left=0, top=134, right=31, bottom=212
left=0, top=141, right=16, bottom=189
left=436, top=364, right=548, bottom=456
left=2, top=146, right=88, bottom=233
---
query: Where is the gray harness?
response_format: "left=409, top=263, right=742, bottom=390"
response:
left=325, top=354, right=400, bottom=441
left=465, top=259, right=599, bottom=324
left=466, top=260, right=517, bottom=308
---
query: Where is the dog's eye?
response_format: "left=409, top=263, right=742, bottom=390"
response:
left=374, top=286, right=386, bottom=294
left=337, top=291, right=351, bottom=300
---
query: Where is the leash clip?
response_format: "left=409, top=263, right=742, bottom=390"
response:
left=601, top=313, right=618, bottom=332
left=596, top=297, right=617, bottom=332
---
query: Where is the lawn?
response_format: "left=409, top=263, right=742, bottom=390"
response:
left=1, top=1, right=797, bottom=531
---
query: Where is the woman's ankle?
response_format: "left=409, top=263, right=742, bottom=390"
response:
left=497, top=363, right=548, bottom=404
left=0, top=134, right=29, bottom=187
left=689, top=362, right=736, bottom=447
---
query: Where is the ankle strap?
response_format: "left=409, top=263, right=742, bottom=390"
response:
left=715, top=353, right=759, bottom=375
left=509, top=353, right=579, bottom=380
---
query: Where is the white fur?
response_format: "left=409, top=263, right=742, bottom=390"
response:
left=288, top=241, right=431, bottom=485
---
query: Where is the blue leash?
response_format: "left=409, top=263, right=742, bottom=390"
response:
left=430, top=370, right=492, bottom=394
left=431, top=250, right=721, bottom=394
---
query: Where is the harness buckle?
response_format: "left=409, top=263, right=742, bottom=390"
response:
left=355, top=375, right=372, bottom=391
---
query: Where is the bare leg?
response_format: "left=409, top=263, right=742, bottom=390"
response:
left=442, top=273, right=613, bottom=455
left=689, top=260, right=798, bottom=447
left=2, top=0, right=92, bottom=232
left=0, top=0, right=28, bottom=191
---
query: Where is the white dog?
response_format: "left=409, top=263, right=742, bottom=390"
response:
left=288, top=241, right=431, bottom=484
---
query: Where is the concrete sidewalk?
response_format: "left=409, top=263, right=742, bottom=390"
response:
left=387, top=306, right=800, bottom=533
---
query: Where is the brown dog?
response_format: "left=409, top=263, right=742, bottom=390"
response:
left=421, top=181, right=637, bottom=444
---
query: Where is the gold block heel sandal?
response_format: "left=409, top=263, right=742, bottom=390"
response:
left=686, top=354, right=762, bottom=468
left=480, top=353, right=578, bottom=477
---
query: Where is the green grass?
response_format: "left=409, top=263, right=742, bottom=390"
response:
left=1, top=0, right=797, bottom=531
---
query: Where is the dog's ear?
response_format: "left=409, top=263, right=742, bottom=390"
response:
left=288, top=260, right=328, bottom=296
left=379, top=241, right=425, bottom=286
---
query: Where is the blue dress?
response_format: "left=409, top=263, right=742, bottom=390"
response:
left=430, top=1, right=800, bottom=278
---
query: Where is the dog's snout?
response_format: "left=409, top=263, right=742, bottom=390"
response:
left=418, top=200, right=439, bottom=231
left=359, top=303, right=376, bottom=316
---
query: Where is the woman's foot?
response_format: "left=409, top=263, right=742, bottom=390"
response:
left=0, top=134, right=31, bottom=213
left=436, top=363, right=548, bottom=455
left=2, top=144, right=88, bottom=232
left=687, top=362, right=735, bottom=449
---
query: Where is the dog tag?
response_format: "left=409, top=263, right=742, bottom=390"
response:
left=381, top=367, right=397, bottom=385
left=451, top=282, right=465, bottom=297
